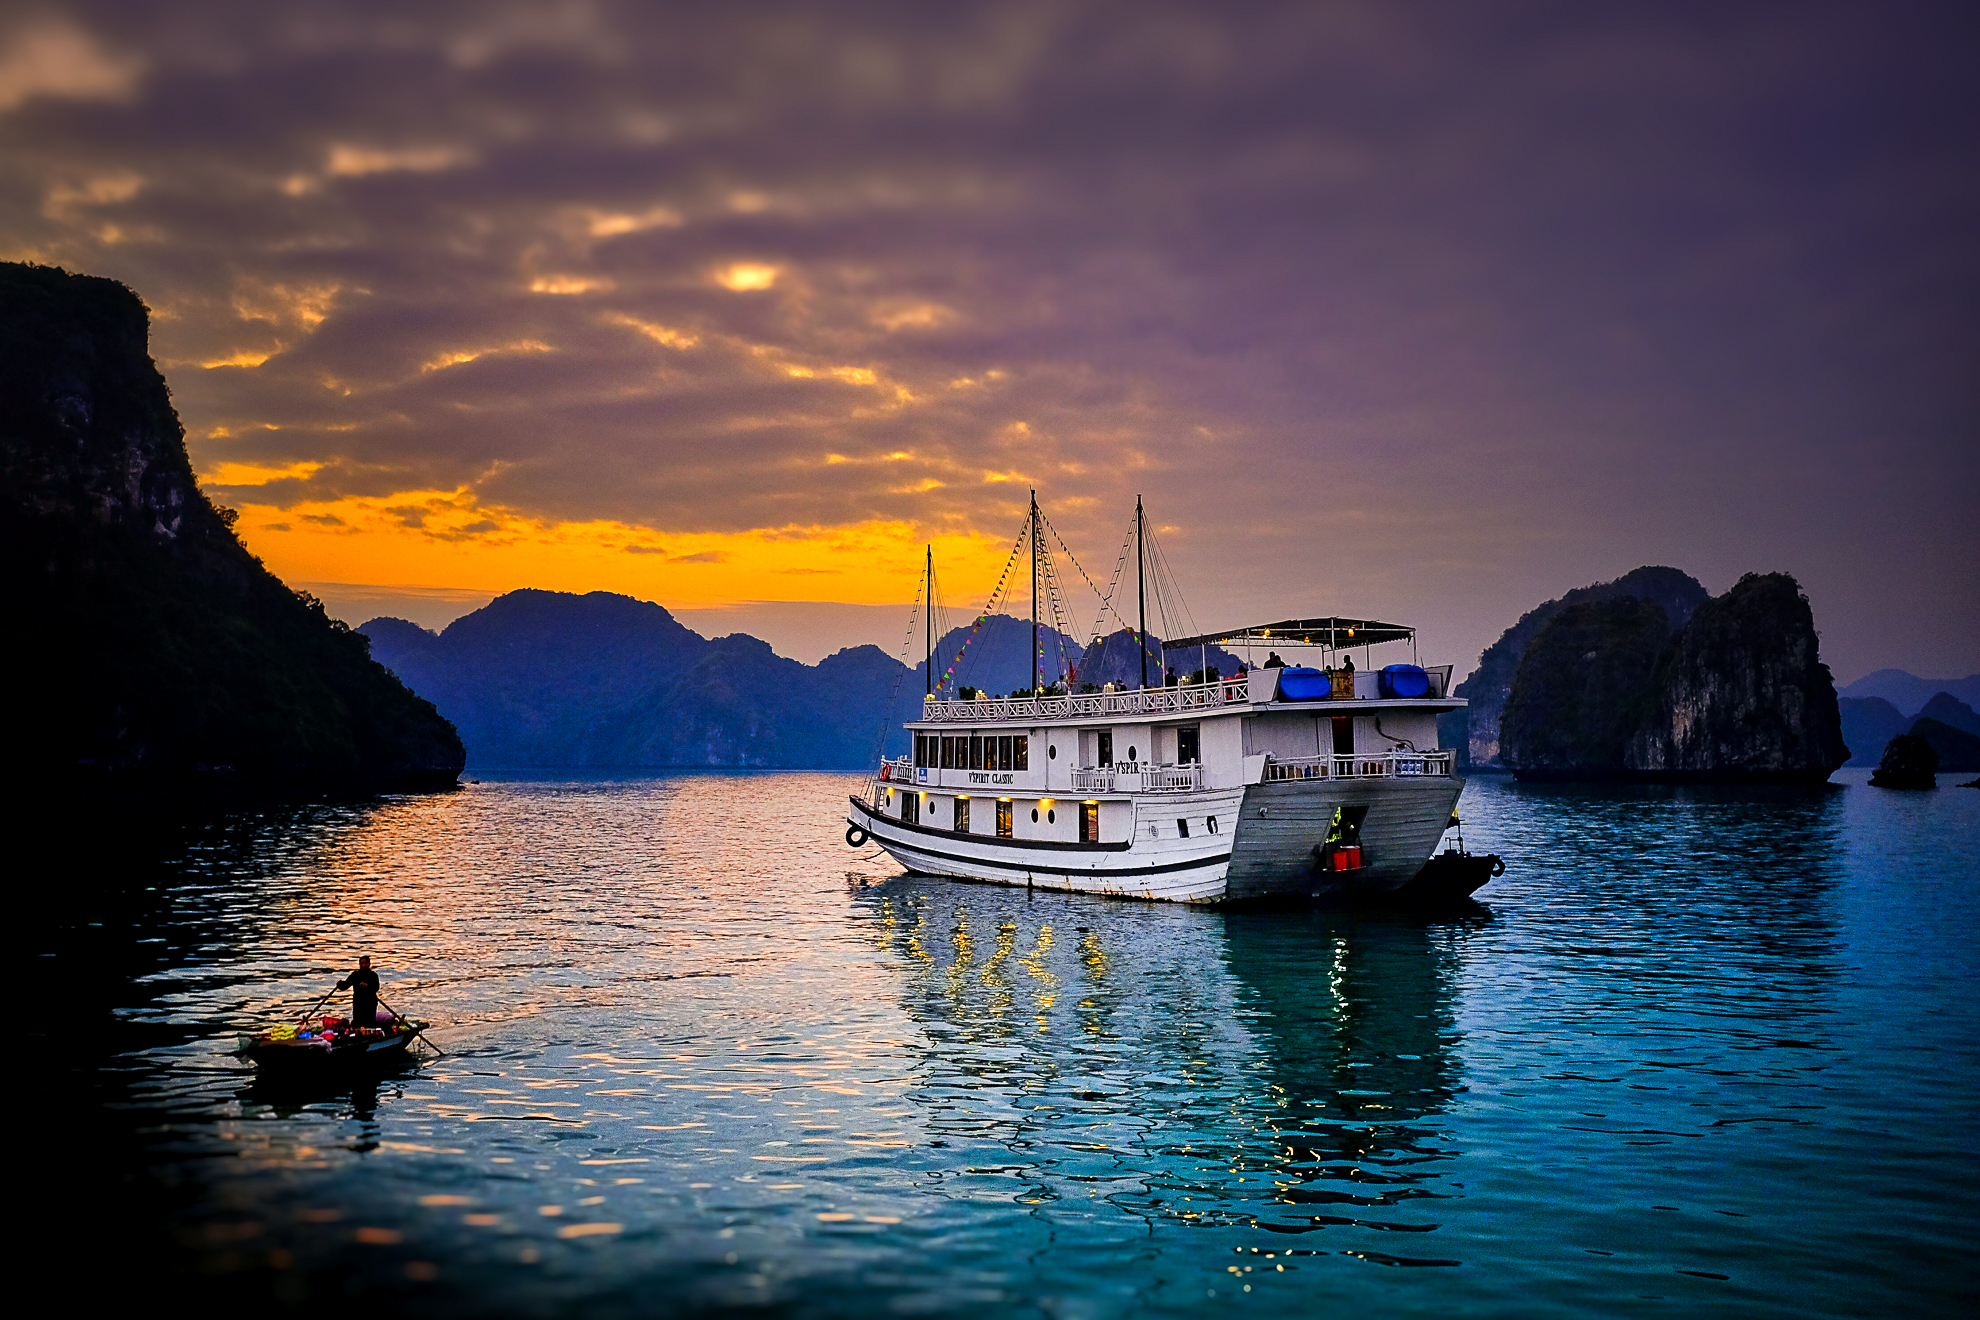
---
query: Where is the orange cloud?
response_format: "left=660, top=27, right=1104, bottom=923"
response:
left=226, top=489, right=1012, bottom=609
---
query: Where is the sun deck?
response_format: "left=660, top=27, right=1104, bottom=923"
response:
left=908, top=664, right=1458, bottom=728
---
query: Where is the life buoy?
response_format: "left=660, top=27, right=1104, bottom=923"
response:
left=1489, top=854, right=1506, bottom=877
left=845, top=825, right=870, bottom=848
left=878, top=764, right=891, bottom=781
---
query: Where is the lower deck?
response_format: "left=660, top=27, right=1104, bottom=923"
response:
left=850, top=772, right=1464, bottom=905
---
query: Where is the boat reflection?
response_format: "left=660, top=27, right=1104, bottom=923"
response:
left=854, top=880, right=1481, bottom=1240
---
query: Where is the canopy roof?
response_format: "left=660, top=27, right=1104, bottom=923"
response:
left=1162, top=617, right=1414, bottom=651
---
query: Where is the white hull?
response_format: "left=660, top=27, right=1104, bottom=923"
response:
left=849, top=773, right=1464, bottom=905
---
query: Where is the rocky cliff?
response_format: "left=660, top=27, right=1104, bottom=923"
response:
left=1499, top=597, right=1675, bottom=777
left=1449, top=566, right=1709, bottom=769
left=1623, top=574, right=1848, bottom=782
left=1501, top=572, right=1847, bottom=784
left=1, top=263, right=464, bottom=792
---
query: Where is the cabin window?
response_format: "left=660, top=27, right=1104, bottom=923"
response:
left=915, top=735, right=930, bottom=767
left=1177, top=818, right=1190, bottom=838
left=1031, top=807, right=1039, bottom=823
left=954, top=797, right=970, bottom=832
left=996, top=799, right=1013, bottom=837
left=1127, top=745, right=1138, bottom=762
left=1015, top=736, right=1029, bottom=770
left=901, top=792, right=920, bottom=824
left=970, top=735, right=985, bottom=770
left=1207, top=815, right=1219, bottom=834
left=1098, top=730, right=1113, bottom=766
left=940, top=736, right=953, bottom=769
left=1079, top=802, right=1098, bottom=841
left=1177, top=726, right=1200, bottom=764
left=1332, top=716, right=1354, bottom=757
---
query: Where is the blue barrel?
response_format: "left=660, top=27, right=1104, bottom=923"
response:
left=1378, top=664, right=1431, bottom=698
left=1276, top=666, right=1332, bottom=700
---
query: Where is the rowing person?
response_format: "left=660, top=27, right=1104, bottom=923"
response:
left=336, top=955, right=382, bottom=1027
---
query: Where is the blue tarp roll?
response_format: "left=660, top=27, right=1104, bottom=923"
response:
left=1378, top=664, right=1430, bottom=698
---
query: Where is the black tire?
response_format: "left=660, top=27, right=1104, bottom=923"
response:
left=845, top=825, right=870, bottom=848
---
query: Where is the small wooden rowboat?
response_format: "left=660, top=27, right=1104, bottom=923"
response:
left=238, top=1016, right=428, bottom=1072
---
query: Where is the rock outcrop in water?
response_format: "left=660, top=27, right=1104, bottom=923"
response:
left=1498, top=597, right=1673, bottom=777
left=1447, top=566, right=1709, bottom=770
left=1622, top=573, right=1849, bottom=782
left=1502, top=572, right=1847, bottom=784
left=1, top=263, right=465, bottom=792
left=1869, top=733, right=1937, bottom=789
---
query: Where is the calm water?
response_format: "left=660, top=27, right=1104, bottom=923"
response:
left=29, top=771, right=1979, bottom=1317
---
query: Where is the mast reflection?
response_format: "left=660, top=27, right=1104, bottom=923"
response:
left=854, top=880, right=1481, bottom=1237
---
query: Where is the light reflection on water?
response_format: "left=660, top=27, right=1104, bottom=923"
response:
left=30, top=771, right=1980, bottom=1316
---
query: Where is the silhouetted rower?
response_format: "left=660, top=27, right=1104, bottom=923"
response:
left=337, top=955, right=381, bottom=1026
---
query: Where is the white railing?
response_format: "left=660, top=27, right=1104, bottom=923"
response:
left=921, top=681, right=1250, bottom=724
left=1067, top=763, right=1201, bottom=793
left=1142, top=763, right=1204, bottom=791
left=1261, top=751, right=1454, bottom=781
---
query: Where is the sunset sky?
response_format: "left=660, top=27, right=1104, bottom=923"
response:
left=4, top=1, right=1974, bottom=678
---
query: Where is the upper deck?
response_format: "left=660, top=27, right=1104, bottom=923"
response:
left=908, top=663, right=1460, bottom=730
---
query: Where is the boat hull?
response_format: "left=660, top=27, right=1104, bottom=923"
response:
left=241, top=1031, right=420, bottom=1072
left=850, top=773, right=1465, bottom=905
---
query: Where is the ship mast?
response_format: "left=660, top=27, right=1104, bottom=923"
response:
left=1136, top=493, right=1148, bottom=691
left=1030, top=489, right=1039, bottom=695
left=924, top=543, right=932, bottom=698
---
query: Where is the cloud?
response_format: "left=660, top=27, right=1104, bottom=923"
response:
left=5, top=0, right=1976, bottom=680
left=0, top=19, right=143, bottom=111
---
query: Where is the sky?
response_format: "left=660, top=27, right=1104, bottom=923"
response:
left=3, top=0, right=1975, bottom=681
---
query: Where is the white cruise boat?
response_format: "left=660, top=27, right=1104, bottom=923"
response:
left=845, top=497, right=1500, bottom=905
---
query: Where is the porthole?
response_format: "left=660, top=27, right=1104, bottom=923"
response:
left=1031, top=808, right=1039, bottom=823
left=1048, top=745, right=1057, bottom=759
left=1128, top=745, right=1137, bottom=760
left=1208, top=815, right=1220, bottom=834
left=1047, top=809, right=1056, bottom=824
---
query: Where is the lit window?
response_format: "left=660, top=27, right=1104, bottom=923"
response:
left=996, top=799, right=1013, bottom=837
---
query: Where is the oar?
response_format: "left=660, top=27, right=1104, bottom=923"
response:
left=293, top=983, right=341, bottom=1027
left=375, top=989, right=445, bottom=1056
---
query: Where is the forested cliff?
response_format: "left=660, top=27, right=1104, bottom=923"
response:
left=1, top=263, right=464, bottom=792
left=1501, top=572, right=1847, bottom=784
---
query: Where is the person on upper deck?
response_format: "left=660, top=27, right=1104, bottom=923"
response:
left=1341, top=654, right=1355, bottom=674
left=337, top=955, right=381, bottom=1026
left=1264, top=652, right=1284, bottom=668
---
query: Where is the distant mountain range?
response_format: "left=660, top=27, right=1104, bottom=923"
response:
left=1839, top=690, right=1980, bottom=771
left=1836, top=669, right=1980, bottom=717
left=361, top=591, right=1232, bottom=769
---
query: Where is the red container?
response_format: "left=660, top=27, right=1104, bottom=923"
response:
left=1331, top=846, right=1362, bottom=871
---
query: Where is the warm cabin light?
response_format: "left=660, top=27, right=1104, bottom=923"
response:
left=1040, top=798, right=1054, bottom=808
left=1084, top=799, right=1099, bottom=805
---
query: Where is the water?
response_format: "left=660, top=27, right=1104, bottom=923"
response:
left=29, top=771, right=1979, bottom=1316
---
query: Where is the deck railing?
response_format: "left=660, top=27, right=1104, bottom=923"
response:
left=921, top=681, right=1250, bottom=724
left=1262, top=751, right=1454, bottom=781
left=1066, top=763, right=1203, bottom=793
